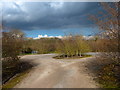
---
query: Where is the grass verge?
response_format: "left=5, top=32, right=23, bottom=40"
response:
left=2, top=59, right=34, bottom=89
left=2, top=69, right=31, bottom=89
left=96, top=64, right=120, bottom=88
left=86, top=57, right=120, bottom=88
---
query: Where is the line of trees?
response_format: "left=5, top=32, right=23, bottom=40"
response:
left=22, top=38, right=60, bottom=54
left=2, top=30, right=92, bottom=59
left=14, top=34, right=90, bottom=57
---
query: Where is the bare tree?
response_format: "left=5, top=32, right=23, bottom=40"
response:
left=56, top=35, right=91, bottom=57
left=2, top=30, right=25, bottom=60
left=89, top=2, right=119, bottom=39
left=89, top=2, right=119, bottom=64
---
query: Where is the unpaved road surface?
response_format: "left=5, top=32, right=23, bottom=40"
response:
left=15, top=54, right=99, bottom=88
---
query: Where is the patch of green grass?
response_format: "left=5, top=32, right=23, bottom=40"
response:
left=2, top=70, right=30, bottom=89
left=53, top=54, right=92, bottom=59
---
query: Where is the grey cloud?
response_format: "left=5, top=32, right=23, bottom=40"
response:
left=2, top=2, right=101, bottom=30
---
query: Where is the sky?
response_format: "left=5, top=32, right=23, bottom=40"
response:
left=1, top=1, right=104, bottom=38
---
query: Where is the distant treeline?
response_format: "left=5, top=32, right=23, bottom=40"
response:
left=2, top=30, right=118, bottom=58
left=23, top=35, right=91, bottom=57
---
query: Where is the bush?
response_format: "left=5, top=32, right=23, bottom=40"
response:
left=2, top=30, right=24, bottom=58
left=2, top=30, right=25, bottom=84
left=56, top=35, right=91, bottom=57
left=22, top=47, right=33, bottom=54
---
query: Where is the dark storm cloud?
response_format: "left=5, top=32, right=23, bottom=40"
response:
left=2, top=2, right=101, bottom=30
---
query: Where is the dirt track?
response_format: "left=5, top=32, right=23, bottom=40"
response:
left=15, top=54, right=99, bottom=88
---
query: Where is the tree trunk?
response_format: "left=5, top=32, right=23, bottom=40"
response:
left=78, top=50, right=80, bottom=56
left=76, top=51, right=77, bottom=56
left=79, top=51, right=82, bottom=57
